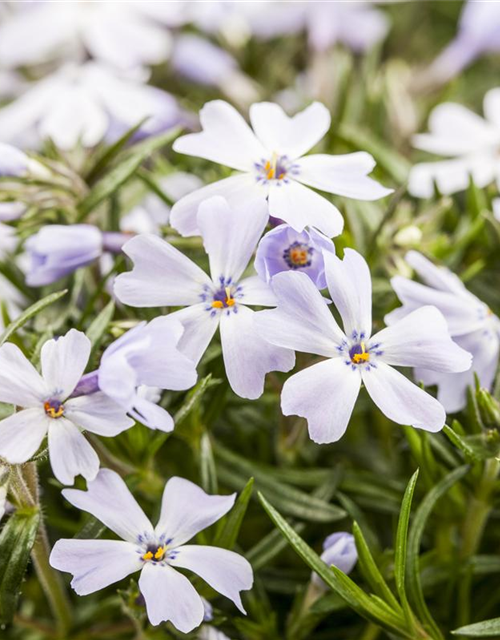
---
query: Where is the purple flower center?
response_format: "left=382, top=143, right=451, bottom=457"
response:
left=44, top=399, right=64, bottom=419
left=211, top=286, right=235, bottom=309
left=283, top=242, right=313, bottom=269
left=255, top=154, right=300, bottom=184
left=349, top=342, right=370, bottom=364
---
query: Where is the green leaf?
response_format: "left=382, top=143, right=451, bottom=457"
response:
left=407, top=466, right=469, bottom=640
left=199, top=432, right=218, bottom=494
left=0, top=289, right=67, bottom=347
left=394, top=469, right=419, bottom=627
left=0, top=507, right=40, bottom=624
left=258, top=492, right=411, bottom=638
left=352, top=521, right=402, bottom=613
left=443, top=424, right=481, bottom=463
left=77, top=128, right=180, bottom=219
left=84, top=118, right=149, bottom=184
left=452, top=618, right=500, bottom=637
left=215, top=477, right=254, bottom=550
left=85, top=300, right=115, bottom=356
left=216, top=443, right=346, bottom=523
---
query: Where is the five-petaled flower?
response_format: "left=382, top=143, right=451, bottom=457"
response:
left=255, top=249, right=472, bottom=443
left=170, top=100, right=392, bottom=238
left=73, top=317, right=198, bottom=432
left=114, top=195, right=295, bottom=399
left=0, top=330, right=134, bottom=485
left=386, top=251, right=500, bottom=413
left=50, top=469, right=253, bottom=632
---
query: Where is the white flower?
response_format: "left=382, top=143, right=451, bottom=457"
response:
left=425, top=1, right=500, bottom=86
left=386, top=251, right=500, bottom=413
left=50, top=469, right=253, bottom=632
left=120, top=172, right=203, bottom=235
left=0, top=330, right=134, bottom=485
left=171, top=100, right=392, bottom=238
left=114, top=196, right=295, bottom=400
left=408, top=88, right=500, bottom=198
left=255, top=249, right=472, bottom=443
left=0, top=1, right=186, bottom=72
left=0, top=62, right=180, bottom=150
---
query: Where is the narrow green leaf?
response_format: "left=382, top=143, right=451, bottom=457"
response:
left=258, top=492, right=411, bottom=638
left=0, top=289, right=67, bottom=346
left=452, top=618, right=500, bottom=637
left=352, top=521, right=402, bottom=613
left=85, top=300, right=115, bottom=354
left=199, top=432, right=218, bottom=494
left=0, top=507, right=40, bottom=623
left=77, top=128, right=179, bottom=218
left=216, top=444, right=346, bottom=523
left=407, top=466, right=469, bottom=640
left=215, top=477, right=254, bottom=550
left=394, top=469, right=419, bottom=627
left=85, top=118, right=149, bottom=184
left=443, top=424, right=481, bottom=463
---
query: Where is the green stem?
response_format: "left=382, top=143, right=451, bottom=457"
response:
left=10, top=464, right=72, bottom=637
left=457, top=459, right=499, bottom=630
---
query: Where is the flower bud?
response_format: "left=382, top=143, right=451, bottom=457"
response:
left=477, top=388, right=500, bottom=430
left=311, top=532, right=358, bottom=589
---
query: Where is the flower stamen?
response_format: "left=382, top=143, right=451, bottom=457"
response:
left=44, top=400, right=64, bottom=419
left=142, top=545, right=166, bottom=562
left=350, top=341, right=370, bottom=364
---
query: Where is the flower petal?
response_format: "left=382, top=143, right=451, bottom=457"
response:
left=413, top=103, right=498, bottom=157
left=130, top=396, right=174, bottom=432
left=296, top=153, right=393, bottom=200
left=173, top=100, right=266, bottom=172
left=0, top=343, right=47, bottom=407
left=220, top=305, right=295, bottom=399
left=281, top=358, right=361, bottom=444
left=388, top=276, right=486, bottom=336
left=362, top=362, right=445, bottom=432
left=239, top=275, right=277, bottom=307
left=249, top=101, right=330, bottom=159
left=50, top=539, right=142, bottom=596
left=170, top=174, right=266, bottom=238
left=48, top=419, right=100, bottom=485
left=64, top=393, right=134, bottom=436
left=41, top=329, right=91, bottom=400
left=197, top=196, right=268, bottom=283
left=408, top=155, right=496, bottom=198
left=165, top=304, right=219, bottom=365
left=139, top=562, right=204, bottom=631
left=114, top=234, right=211, bottom=307
left=0, top=408, right=48, bottom=464
left=268, top=180, right=344, bottom=237
left=254, top=271, right=344, bottom=357
left=62, top=468, right=154, bottom=543
left=155, top=476, right=235, bottom=547
left=171, top=545, right=253, bottom=613
left=405, top=251, right=468, bottom=295
left=323, top=249, right=372, bottom=340
left=373, top=306, right=472, bottom=372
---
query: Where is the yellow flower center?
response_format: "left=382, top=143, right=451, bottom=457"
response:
left=143, top=546, right=166, bottom=562
left=212, top=286, right=236, bottom=309
left=350, top=342, right=370, bottom=364
left=44, top=401, right=64, bottom=419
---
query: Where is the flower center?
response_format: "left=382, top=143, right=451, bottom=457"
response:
left=143, top=545, right=166, bottom=562
left=211, top=286, right=236, bottom=309
left=255, top=153, right=299, bottom=184
left=283, top=242, right=313, bottom=269
left=44, top=400, right=64, bottom=419
left=349, top=342, right=370, bottom=364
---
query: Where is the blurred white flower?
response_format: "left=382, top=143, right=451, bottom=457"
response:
left=409, top=88, right=500, bottom=198
left=0, top=62, right=181, bottom=150
left=0, top=1, right=186, bottom=72
left=425, top=0, right=500, bottom=86
left=245, top=1, right=389, bottom=53
left=121, top=172, right=203, bottom=235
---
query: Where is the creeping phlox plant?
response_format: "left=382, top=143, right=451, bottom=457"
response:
left=1, top=3, right=500, bottom=640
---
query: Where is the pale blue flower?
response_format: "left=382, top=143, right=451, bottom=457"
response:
left=50, top=469, right=253, bottom=631
left=114, top=195, right=295, bottom=399
left=255, top=224, right=335, bottom=289
left=255, top=249, right=472, bottom=443
left=386, top=251, right=500, bottom=413
left=312, top=532, right=358, bottom=588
